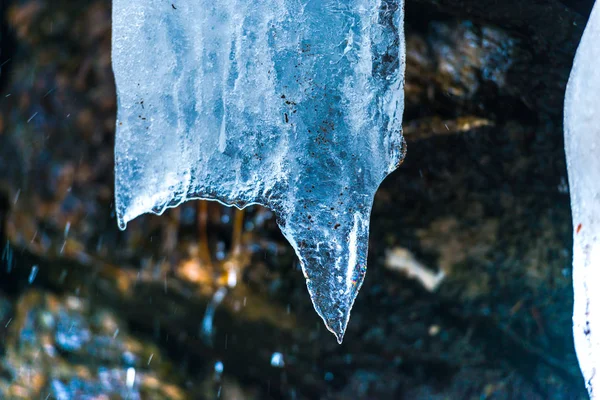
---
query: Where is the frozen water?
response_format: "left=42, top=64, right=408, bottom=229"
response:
left=564, top=1, right=600, bottom=395
left=113, top=0, right=405, bottom=342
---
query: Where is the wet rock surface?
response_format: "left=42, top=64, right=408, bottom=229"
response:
left=0, top=290, right=192, bottom=399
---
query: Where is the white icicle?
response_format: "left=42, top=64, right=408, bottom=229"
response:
left=565, top=1, right=600, bottom=396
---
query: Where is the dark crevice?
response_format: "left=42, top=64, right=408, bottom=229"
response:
left=0, top=0, right=15, bottom=93
left=0, top=188, right=8, bottom=247
left=561, top=0, right=595, bottom=19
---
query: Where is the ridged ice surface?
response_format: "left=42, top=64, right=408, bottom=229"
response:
left=565, top=1, right=600, bottom=395
left=113, top=0, right=405, bottom=342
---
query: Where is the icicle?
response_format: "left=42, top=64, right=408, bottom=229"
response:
left=113, top=0, right=406, bottom=342
left=565, top=1, right=600, bottom=396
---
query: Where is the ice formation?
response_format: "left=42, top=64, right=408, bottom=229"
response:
left=564, top=0, right=600, bottom=395
left=113, top=0, right=406, bottom=342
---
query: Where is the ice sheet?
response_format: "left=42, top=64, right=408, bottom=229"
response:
left=113, top=0, right=405, bottom=342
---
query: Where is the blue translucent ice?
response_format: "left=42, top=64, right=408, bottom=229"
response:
left=113, top=0, right=405, bottom=342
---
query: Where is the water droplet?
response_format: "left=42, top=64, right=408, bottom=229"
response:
left=227, top=270, right=237, bottom=288
left=126, top=367, right=136, bottom=388
left=214, top=360, right=224, bottom=378
left=270, top=352, right=285, bottom=368
left=28, top=265, right=39, bottom=284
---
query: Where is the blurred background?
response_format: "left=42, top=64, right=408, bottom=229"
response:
left=0, top=0, right=594, bottom=398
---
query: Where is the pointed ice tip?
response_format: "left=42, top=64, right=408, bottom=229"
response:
left=281, top=197, right=370, bottom=345
left=334, top=330, right=345, bottom=345
left=323, top=318, right=346, bottom=344
left=320, top=307, right=351, bottom=344
left=326, top=320, right=346, bottom=344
